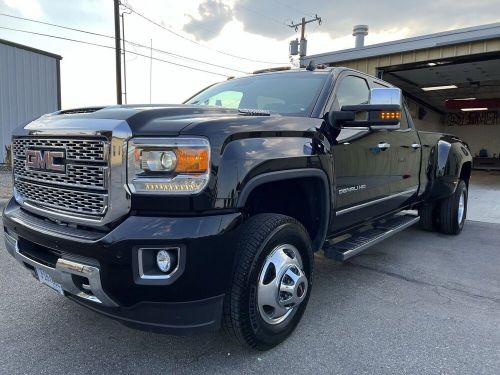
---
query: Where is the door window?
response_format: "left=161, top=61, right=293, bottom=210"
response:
left=403, top=106, right=414, bottom=129
left=336, top=75, right=370, bottom=108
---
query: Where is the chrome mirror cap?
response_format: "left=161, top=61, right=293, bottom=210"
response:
left=369, top=88, right=402, bottom=106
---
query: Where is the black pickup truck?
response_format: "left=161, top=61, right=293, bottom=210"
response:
left=2, top=66, right=472, bottom=350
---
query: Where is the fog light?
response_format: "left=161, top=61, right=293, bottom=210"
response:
left=156, top=250, right=172, bottom=273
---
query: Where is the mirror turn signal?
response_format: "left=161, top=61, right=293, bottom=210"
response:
left=379, top=110, right=401, bottom=120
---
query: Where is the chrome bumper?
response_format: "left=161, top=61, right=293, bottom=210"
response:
left=4, top=232, right=117, bottom=307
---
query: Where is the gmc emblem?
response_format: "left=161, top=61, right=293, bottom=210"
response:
left=26, top=149, right=66, bottom=173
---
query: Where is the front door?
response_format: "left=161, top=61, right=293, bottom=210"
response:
left=330, top=74, right=393, bottom=231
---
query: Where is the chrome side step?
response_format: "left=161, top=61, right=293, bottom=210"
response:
left=324, top=214, right=420, bottom=261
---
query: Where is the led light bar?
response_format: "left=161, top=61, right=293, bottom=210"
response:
left=460, top=108, right=488, bottom=112
left=421, top=85, right=458, bottom=91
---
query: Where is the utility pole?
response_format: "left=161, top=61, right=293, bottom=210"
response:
left=149, top=38, right=153, bottom=104
left=288, top=15, right=321, bottom=57
left=121, top=8, right=131, bottom=104
left=113, top=0, right=122, bottom=104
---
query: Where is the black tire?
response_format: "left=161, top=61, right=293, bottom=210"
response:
left=418, top=202, right=438, bottom=231
left=438, top=180, right=468, bottom=235
left=223, top=213, right=314, bottom=350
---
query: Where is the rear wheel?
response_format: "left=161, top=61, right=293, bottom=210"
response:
left=418, top=202, right=438, bottom=231
left=223, top=213, right=313, bottom=350
left=438, top=180, right=468, bottom=235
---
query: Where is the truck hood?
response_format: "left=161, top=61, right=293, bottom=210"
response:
left=17, top=104, right=322, bottom=137
left=33, top=105, right=246, bottom=136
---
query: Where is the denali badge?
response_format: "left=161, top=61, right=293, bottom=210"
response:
left=338, top=184, right=367, bottom=195
left=26, top=149, right=66, bottom=173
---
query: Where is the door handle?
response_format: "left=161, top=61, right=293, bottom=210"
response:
left=411, top=143, right=421, bottom=149
left=377, top=142, right=391, bottom=150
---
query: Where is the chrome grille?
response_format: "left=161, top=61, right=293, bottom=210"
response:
left=13, top=159, right=107, bottom=190
left=13, top=137, right=109, bottom=218
left=13, top=138, right=107, bottom=162
left=15, top=181, right=107, bottom=216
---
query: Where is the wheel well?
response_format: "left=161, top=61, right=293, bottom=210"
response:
left=460, top=161, right=472, bottom=186
left=242, top=177, right=328, bottom=250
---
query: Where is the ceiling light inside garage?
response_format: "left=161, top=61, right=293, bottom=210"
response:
left=421, top=85, right=458, bottom=91
left=460, top=107, right=488, bottom=111
left=453, top=97, right=477, bottom=101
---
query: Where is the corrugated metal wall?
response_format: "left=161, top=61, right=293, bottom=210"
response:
left=0, top=42, right=60, bottom=163
left=331, top=38, right=500, bottom=76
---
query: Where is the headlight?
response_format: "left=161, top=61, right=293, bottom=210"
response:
left=127, top=137, right=210, bottom=194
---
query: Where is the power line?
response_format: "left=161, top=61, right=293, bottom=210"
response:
left=288, top=16, right=322, bottom=57
left=126, top=41, right=247, bottom=74
left=123, top=4, right=289, bottom=65
left=0, top=12, right=248, bottom=74
left=0, top=12, right=115, bottom=39
left=0, top=26, right=231, bottom=77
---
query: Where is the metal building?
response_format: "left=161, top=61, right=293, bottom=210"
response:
left=0, top=39, right=62, bottom=163
left=301, top=23, right=500, bottom=170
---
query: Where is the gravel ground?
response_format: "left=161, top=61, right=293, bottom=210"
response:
left=1, top=169, right=499, bottom=373
left=0, top=221, right=499, bottom=374
left=0, top=170, right=12, bottom=200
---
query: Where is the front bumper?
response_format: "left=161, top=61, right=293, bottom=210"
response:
left=2, top=199, right=242, bottom=333
left=4, top=232, right=116, bottom=306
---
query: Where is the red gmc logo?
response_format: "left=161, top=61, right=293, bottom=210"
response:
left=26, top=149, right=66, bottom=173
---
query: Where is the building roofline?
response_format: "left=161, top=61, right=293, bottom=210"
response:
left=302, top=22, right=500, bottom=64
left=0, top=38, right=62, bottom=60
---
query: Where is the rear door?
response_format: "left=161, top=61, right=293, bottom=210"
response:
left=331, top=73, right=393, bottom=231
left=385, top=105, right=422, bottom=209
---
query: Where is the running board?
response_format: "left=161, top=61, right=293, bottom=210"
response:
left=323, top=214, right=420, bottom=261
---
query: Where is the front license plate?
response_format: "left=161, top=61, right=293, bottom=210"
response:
left=35, top=268, right=64, bottom=295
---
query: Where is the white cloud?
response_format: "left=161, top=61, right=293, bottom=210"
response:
left=0, top=0, right=497, bottom=109
left=4, top=0, right=44, bottom=18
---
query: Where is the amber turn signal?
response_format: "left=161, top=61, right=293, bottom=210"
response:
left=379, top=111, right=401, bottom=120
left=175, top=148, right=209, bottom=173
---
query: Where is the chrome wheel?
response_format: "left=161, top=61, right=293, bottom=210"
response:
left=458, top=190, right=465, bottom=223
left=257, top=244, right=308, bottom=325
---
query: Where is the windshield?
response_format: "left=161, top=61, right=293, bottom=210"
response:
left=185, top=72, right=328, bottom=117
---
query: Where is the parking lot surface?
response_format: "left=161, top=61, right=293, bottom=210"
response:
left=1, top=219, right=499, bottom=374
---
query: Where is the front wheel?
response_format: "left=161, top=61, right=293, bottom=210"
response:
left=223, top=213, right=313, bottom=350
left=439, top=179, right=468, bottom=235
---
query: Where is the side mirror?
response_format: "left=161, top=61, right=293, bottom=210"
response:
left=369, top=88, right=402, bottom=106
left=327, top=110, right=355, bottom=130
left=327, top=88, right=403, bottom=130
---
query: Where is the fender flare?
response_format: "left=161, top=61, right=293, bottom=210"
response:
left=425, top=138, right=472, bottom=202
left=236, top=168, right=331, bottom=251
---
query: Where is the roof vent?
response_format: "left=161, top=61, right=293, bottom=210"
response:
left=353, top=25, right=369, bottom=48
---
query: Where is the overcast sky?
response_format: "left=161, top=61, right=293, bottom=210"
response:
left=0, top=0, right=498, bottom=109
